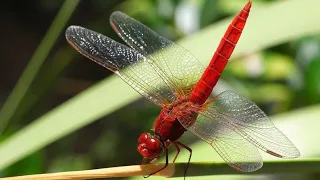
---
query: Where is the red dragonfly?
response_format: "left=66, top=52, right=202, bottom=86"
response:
left=66, top=1, right=299, bottom=176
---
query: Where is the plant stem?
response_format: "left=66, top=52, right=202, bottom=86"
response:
left=173, top=159, right=320, bottom=177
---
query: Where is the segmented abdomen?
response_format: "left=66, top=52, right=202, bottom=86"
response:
left=190, top=1, right=252, bottom=105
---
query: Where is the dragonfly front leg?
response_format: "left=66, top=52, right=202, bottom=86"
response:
left=143, top=148, right=169, bottom=178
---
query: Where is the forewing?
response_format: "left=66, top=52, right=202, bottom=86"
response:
left=210, top=90, right=300, bottom=158
left=179, top=105, right=263, bottom=172
left=110, top=12, right=204, bottom=97
left=66, top=26, right=176, bottom=106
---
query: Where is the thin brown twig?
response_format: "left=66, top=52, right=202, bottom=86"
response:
left=0, top=164, right=175, bottom=180
left=2, top=160, right=320, bottom=180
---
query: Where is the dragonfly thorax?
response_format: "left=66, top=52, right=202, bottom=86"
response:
left=164, top=99, right=200, bottom=119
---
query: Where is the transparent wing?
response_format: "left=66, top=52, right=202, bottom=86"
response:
left=179, top=104, right=263, bottom=172
left=210, top=90, right=300, bottom=158
left=179, top=90, right=300, bottom=171
left=66, top=26, right=176, bottom=106
left=110, top=11, right=204, bottom=97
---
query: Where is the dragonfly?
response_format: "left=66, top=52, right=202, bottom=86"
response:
left=66, top=1, right=300, bottom=177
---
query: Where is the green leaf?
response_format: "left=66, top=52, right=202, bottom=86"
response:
left=305, top=57, right=320, bottom=103
left=200, top=0, right=219, bottom=27
left=1, top=151, right=44, bottom=177
left=0, top=0, right=80, bottom=133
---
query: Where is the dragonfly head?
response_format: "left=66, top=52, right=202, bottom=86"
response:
left=137, top=132, right=164, bottom=159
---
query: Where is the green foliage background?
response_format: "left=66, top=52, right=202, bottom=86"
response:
left=0, top=0, right=320, bottom=179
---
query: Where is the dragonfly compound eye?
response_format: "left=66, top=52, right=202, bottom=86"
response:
left=137, top=143, right=151, bottom=158
left=145, top=138, right=162, bottom=151
left=138, top=132, right=149, bottom=143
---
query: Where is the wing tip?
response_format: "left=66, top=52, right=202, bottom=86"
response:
left=65, top=25, right=84, bottom=51
left=65, top=26, right=74, bottom=40
left=65, top=25, right=83, bottom=40
left=266, top=149, right=300, bottom=159
left=110, top=11, right=127, bottom=23
left=110, top=11, right=124, bottom=17
left=266, top=150, right=283, bottom=158
left=231, top=164, right=245, bottom=172
left=230, top=162, right=262, bottom=172
left=109, top=11, right=129, bottom=35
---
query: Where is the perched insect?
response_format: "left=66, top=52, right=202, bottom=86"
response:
left=66, top=1, right=299, bottom=177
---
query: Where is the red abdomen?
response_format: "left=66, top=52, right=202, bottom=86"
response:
left=189, top=1, right=252, bottom=105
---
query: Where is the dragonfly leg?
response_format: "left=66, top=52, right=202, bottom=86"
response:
left=142, top=158, right=156, bottom=178
left=174, top=141, right=192, bottom=180
left=149, top=158, right=158, bottom=164
left=144, top=148, right=169, bottom=178
left=142, top=157, right=158, bottom=165
left=172, top=142, right=181, bottom=163
left=141, top=158, right=149, bottom=164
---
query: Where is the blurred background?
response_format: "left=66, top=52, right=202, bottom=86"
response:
left=0, top=0, right=320, bottom=179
